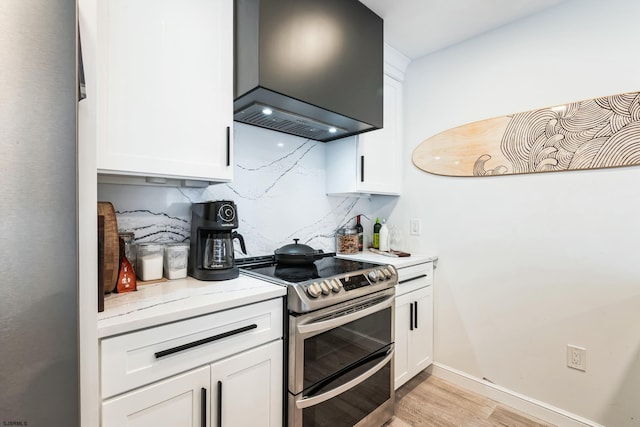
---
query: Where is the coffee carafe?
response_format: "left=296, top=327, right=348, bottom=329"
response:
left=188, top=201, right=247, bottom=281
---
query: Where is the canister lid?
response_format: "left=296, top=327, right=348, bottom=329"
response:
left=337, top=227, right=357, bottom=235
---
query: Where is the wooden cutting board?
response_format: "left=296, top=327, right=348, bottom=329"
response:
left=98, top=202, right=119, bottom=293
left=412, top=91, right=640, bottom=177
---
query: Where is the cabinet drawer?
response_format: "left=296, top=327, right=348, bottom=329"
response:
left=397, top=262, right=433, bottom=295
left=101, top=298, right=283, bottom=398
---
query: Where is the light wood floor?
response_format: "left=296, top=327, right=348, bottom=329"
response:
left=384, top=371, right=556, bottom=427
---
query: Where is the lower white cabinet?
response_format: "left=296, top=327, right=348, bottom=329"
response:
left=103, top=366, right=210, bottom=427
left=394, top=285, right=433, bottom=389
left=100, top=298, right=284, bottom=427
left=102, top=342, right=282, bottom=427
left=211, top=341, right=282, bottom=427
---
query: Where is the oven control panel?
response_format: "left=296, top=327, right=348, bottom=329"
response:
left=305, top=266, right=396, bottom=299
left=341, top=273, right=370, bottom=291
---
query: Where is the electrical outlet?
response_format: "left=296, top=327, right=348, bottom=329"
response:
left=410, top=219, right=421, bottom=236
left=567, top=345, right=586, bottom=371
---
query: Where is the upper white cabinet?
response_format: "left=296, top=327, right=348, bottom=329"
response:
left=326, top=45, right=410, bottom=196
left=90, top=0, right=233, bottom=182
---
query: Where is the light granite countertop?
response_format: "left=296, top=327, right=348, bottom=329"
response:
left=97, top=275, right=286, bottom=338
left=336, top=251, right=437, bottom=269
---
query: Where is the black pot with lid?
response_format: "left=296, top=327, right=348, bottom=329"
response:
left=274, top=239, right=325, bottom=265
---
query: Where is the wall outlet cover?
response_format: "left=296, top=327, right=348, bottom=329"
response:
left=567, top=345, right=586, bottom=372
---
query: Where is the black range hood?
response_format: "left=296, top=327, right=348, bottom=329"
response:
left=234, top=0, right=383, bottom=142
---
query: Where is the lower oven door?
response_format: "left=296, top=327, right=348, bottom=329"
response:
left=289, top=345, right=394, bottom=427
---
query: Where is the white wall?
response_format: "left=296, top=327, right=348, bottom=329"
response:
left=395, top=0, right=640, bottom=425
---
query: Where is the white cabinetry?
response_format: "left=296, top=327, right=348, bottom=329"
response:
left=394, top=261, right=434, bottom=389
left=100, top=298, right=283, bottom=427
left=103, top=366, right=210, bottom=427
left=325, top=45, right=409, bottom=196
left=326, top=74, right=402, bottom=196
left=91, top=0, right=233, bottom=182
left=210, top=342, right=282, bottom=427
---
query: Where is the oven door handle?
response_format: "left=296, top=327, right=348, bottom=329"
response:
left=294, top=347, right=393, bottom=409
left=297, top=293, right=394, bottom=336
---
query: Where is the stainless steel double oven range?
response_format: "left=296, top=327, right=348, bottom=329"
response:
left=238, top=253, right=398, bottom=427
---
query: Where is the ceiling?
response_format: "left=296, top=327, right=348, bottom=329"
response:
left=359, top=0, right=569, bottom=60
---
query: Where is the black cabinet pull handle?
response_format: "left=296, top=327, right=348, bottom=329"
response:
left=155, top=324, right=258, bottom=359
left=360, top=155, right=365, bottom=182
left=414, top=301, right=419, bottom=329
left=398, top=274, right=428, bottom=285
left=409, top=302, right=414, bottom=331
left=201, top=388, right=207, bottom=427
left=226, top=126, right=231, bottom=166
left=217, top=380, right=223, bottom=427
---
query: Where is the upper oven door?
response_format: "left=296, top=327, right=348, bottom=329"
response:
left=289, top=288, right=395, bottom=395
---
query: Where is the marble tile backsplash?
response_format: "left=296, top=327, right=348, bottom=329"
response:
left=98, top=123, right=396, bottom=257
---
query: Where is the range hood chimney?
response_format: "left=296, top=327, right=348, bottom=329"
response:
left=234, top=0, right=383, bottom=142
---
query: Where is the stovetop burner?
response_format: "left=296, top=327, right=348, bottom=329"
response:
left=274, top=263, right=319, bottom=282
left=236, top=253, right=381, bottom=284
left=237, top=254, right=398, bottom=313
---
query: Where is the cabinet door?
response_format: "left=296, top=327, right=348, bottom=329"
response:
left=102, top=366, right=210, bottom=427
left=211, top=341, right=283, bottom=427
left=394, top=291, right=413, bottom=389
left=357, top=74, right=402, bottom=195
left=97, top=0, right=233, bottom=182
left=410, top=285, right=433, bottom=372
left=394, top=285, right=433, bottom=390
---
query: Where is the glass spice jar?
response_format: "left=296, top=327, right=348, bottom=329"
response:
left=336, top=228, right=359, bottom=254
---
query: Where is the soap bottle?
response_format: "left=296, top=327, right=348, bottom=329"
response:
left=373, top=218, right=381, bottom=249
left=379, top=219, right=389, bottom=252
left=355, top=215, right=364, bottom=252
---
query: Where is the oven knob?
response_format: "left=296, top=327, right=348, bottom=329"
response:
left=307, top=283, right=321, bottom=298
left=368, top=270, right=378, bottom=282
left=330, top=279, right=342, bottom=293
left=320, top=281, right=331, bottom=295
left=382, top=268, right=392, bottom=279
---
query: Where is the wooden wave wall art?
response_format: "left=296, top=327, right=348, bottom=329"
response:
left=412, top=91, right=640, bottom=177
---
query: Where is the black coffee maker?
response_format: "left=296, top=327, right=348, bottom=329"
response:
left=188, top=201, right=246, bottom=281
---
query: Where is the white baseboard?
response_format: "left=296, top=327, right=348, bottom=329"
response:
left=427, top=363, right=603, bottom=427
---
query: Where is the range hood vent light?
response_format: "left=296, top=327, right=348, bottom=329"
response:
left=235, top=103, right=349, bottom=140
